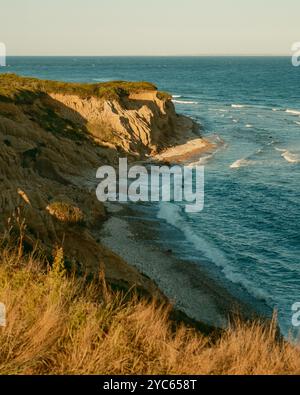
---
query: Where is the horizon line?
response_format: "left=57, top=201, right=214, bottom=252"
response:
left=5, top=54, right=292, bottom=58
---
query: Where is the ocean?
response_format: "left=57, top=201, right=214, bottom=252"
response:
left=2, top=56, right=300, bottom=336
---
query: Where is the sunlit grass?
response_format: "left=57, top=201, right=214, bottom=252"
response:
left=0, top=236, right=299, bottom=375
left=0, top=73, right=165, bottom=102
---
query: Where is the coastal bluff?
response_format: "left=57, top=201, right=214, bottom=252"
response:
left=0, top=74, right=202, bottom=299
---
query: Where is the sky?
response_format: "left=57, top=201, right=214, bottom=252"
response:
left=1, top=0, right=299, bottom=56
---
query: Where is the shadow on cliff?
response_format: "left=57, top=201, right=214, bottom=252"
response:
left=0, top=89, right=126, bottom=184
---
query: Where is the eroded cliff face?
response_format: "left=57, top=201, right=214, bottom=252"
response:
left=0, top=76, right=197, bottom=297
left=48, top=90, right=193, bottom=157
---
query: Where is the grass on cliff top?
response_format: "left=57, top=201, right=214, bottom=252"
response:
left=0, top=73, right=171, bottom=103
left=0, top=236, right=300, bottom=375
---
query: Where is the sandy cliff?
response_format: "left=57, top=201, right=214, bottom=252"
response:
left=0, top=74, right=204, bottom=298
left=48, top=90, right=197, bottom=157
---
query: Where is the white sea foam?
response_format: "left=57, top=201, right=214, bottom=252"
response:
left=286, top=109, right=300, bottom=116
left=295, top=121, right=300, bottom=126
left=189, top=135, right=227, bottom=166
left=230, top=158, right=255, bottom=169
left=275, top=148, right=300, bottom=163
left=172, top=95, right=182, bottom=98
left=231, top=104, right=245, bottom=108
left=245, top=124, right=253, bottom=128
left=281, top=151, right=300, bottom=163
left=157, top=203, right=269, bottom=302
left=157, top=204, right=232, bottom=271
left=172, top=100, right=198, bottom=105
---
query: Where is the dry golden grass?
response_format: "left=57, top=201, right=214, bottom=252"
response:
left=0, top=239, right=299, bottom=375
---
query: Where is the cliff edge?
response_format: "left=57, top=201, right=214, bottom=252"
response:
left=0, top=73, right=201, bottom=298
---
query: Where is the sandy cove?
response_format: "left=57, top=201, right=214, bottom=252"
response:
left=149, top=109, right=218, bottom=165
left=153, top=137, right=215, bottom=164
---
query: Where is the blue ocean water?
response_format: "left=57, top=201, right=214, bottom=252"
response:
left=2, top=56, right=300, bottom=335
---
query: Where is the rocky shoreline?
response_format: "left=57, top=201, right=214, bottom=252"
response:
left=101, top=202, right=259, bottom=331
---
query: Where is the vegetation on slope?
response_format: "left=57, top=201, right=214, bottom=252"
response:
left=0, top=73, right=172, bottom=103
left=0, top=235, right=299, bottom=375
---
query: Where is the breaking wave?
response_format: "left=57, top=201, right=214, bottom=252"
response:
left=230, top=158, right=256, bottom=169
left=157, top=203, right=270, bottom=302
left=172, top=100, right=198, bottom=105
left=231, top=104, right=246, bottom=108
left=275, top=147, right=300, bottom=163
left=286, top=109, right=300, bottom=116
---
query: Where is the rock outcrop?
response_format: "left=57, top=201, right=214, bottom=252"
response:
left=48, top=90, right=195, bottom=157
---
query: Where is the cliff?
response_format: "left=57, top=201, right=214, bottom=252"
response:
left=0, top=74, right=197, bottom=159
left=0, top=73, right=199, bottom=297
